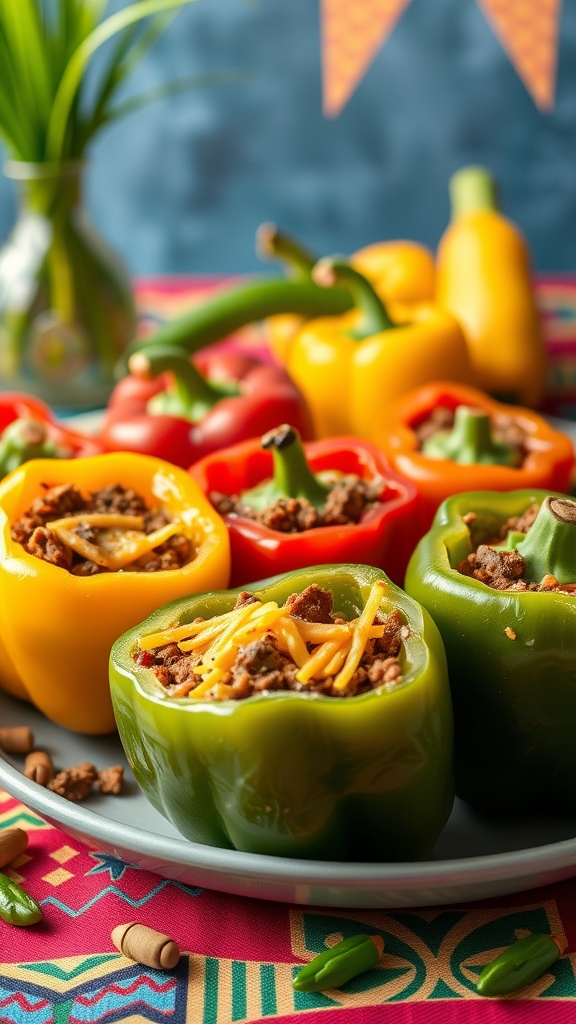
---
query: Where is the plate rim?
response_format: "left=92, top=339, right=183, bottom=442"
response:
left=2, top=750, right=576, bottom=892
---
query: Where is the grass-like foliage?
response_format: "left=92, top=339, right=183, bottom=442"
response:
left=0, top=0, right=201, bottom=163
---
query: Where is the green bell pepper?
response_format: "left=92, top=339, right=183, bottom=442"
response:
left=109, top=564, right=453, bottom=861
left=405, top=488, right=576, bottom=813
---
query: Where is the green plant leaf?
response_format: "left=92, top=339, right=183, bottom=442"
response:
left=46, top=0, right=198, bottom=161
left=98, top=70, right=249, bottom=130
left=79, top=13, right=175, bottom=150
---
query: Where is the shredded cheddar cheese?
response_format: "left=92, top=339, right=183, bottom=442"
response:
left=332, top=581, right=388, bottom=692
left=139, top=577, right=398, bottom=701
left=46, top=512, right=185, bottom=572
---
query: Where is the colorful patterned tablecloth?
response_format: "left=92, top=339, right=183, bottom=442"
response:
left=2, top=274, right=576, bottom=1023
left=2, top=786, right=576, bottom=1023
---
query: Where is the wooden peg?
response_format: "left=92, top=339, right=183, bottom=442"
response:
left=0, top=727, right=34, bottom=754
left=111, top=921, right=181, bottom=970
left=0, top=827, right=28, bottom=868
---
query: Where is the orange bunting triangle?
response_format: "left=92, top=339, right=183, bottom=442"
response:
left=476, top=0, right=562, bottom=110
left=321, top=0, right=413, bottom=117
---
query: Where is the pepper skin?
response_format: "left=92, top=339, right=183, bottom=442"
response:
left=191, top=428, right=422, bottom=586
left=436, top=166, right=546, bottom=408
left=476, top=934, right=565, bottom=997
left=0, top=872, right=42, bottom=926
left=405, top=488, right=576, bottom=813
left=286, top=258, right=474, bottom=439
left=101, top=346, right=313, bottom=468
left=0, top=453, right=230, bottom=731
left=110, top=564, right=454, bottom=860
left=256, top=224, right=436, bottom=364
left=0, top=392, right=102, bottom=476
left=374, top=382, right=574, bottom=530
left=293, top=934, right=384, bottom=992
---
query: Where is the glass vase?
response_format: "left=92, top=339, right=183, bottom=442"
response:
left=0, top=161, right=136, bottom=411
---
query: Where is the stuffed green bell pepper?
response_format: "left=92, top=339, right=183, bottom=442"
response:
left=405, top=489, right=576, bottom=813
left=110, top=563, right=453, bottom=861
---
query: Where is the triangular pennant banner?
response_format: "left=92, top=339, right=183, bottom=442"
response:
left=321, top=0, right=413, bottom=117
left=476, top=0, right=562, bottom=110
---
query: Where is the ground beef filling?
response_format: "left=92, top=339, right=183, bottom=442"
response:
left=459, top=502, right=576, bottom=593
left=414, top=405, right=527, bottom=456
left=136, top=583, right=407, bottom=700
left=10, top=482, right=192, bottom=574
left=210, top=477, right=383, bottom=533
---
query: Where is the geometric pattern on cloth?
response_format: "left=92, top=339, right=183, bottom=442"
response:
left=2, top=902, right=576, bottom=1024
left=0, top=955, right=192, bottom=1023
left=289, top=904, right=576, bottom=1003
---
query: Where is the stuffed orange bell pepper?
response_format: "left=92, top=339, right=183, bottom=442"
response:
left=286, top=257, right=474, bottom=439
left=256, top=223, right=436, bottom=363
left=436, top=166, right=546, bottom=408
left=0, top=452, right=230, bottom=733
left=374, top=381, right=574, bottom=530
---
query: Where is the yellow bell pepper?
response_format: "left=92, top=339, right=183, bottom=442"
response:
left=256, top=224, right=436, bottom=364
left=352, top=238, right=436, bottom=305
left=286, top=257, right=474, bottom=440
left=436, top=166, right=546, bottom=408
left=0, top=452, right=230, bottom=733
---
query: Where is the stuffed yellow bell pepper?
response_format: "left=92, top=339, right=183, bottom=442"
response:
left=286, top=256, right=474, bottom=439
left=436, top=166, right=546, bottom=408
left=256, top=224, right=436, bottom=364
left=0, top=452, right=230, bottom=734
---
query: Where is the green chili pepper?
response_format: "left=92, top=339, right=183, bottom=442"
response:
left=293, top=934, right=384, bottom=992
left=239, top=424, right=331, bottom=512
left=0, top=870, right=42, bottom=926
left=476, top=933, right=564, bottom=997
left=421, top=406, right=520, bottom=467
left=120, top=277, right=354, bottom=371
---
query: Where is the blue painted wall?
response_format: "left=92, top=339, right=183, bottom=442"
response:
left=1, top=0, right=575, bottom=275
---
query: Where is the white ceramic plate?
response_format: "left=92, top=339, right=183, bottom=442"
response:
left=1, top=688, right=576, bottom=909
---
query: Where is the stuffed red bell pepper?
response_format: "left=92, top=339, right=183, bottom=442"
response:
left=0, top=392, right=101, bottom=477
left=190, top=423, right=421, bottom=586
left=101, top=345, right=313, bottom=468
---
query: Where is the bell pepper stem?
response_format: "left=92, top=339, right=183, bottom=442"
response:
left=515, top=496, right=576, bottom=584
left=240, top=424, right=331, bottom=512
left=312, top=256, right=396, bottom=338
left=0, top=419, right=59, bottom=476
left=129, top=345, right=227, bottom=421
left=256, top=223, right=316, bottom=278
left=421, top=406, right=519, bottom=466
left=450, top=166, right=499, bottom=218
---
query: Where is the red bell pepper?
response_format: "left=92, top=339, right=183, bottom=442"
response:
left=190, top=424, right=422, bottom=586
left=101, top=345, right=313, bottom=468
left=0, top=392, right=102, bottom=477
